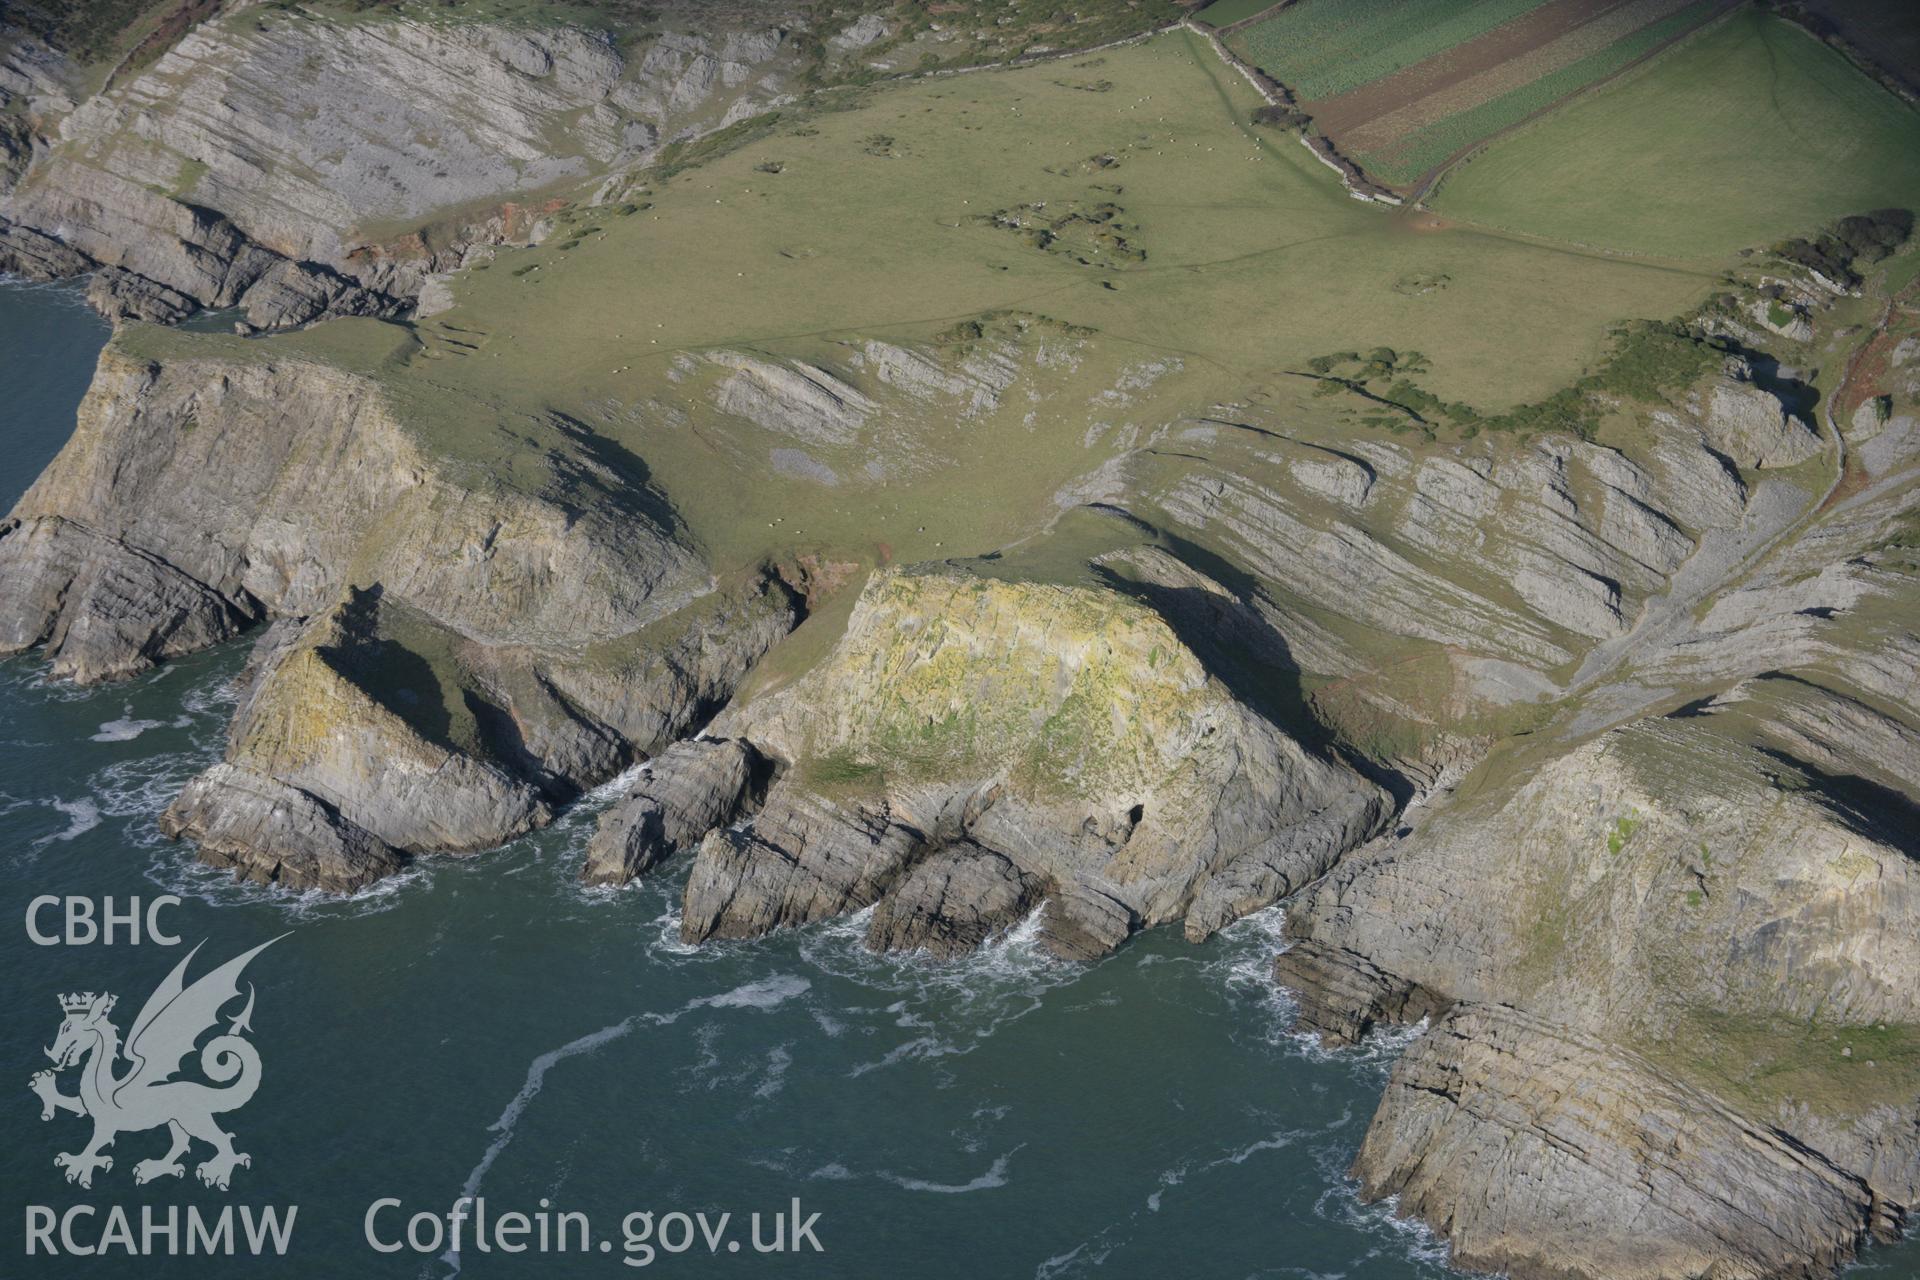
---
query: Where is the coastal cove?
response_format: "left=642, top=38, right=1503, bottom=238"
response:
left=0, top=280, right=1465, bottom=1278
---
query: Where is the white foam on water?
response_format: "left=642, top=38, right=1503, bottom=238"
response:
left=576, top=760, right=648, bottom=810
left=91, top=707, right=167, bottom=742
left=784, top=1146, right=1025, bottom=1197
left=0, top=275, right=98, bottom=311
left=1307, top=1122, right=1453, bottom=1273
left=444, top=1015, right=641, bottom=1273
left=1035, top=1238, right=1115, bottom=1279
left=793, top=901, right=1080, bottom=1079
left=752, top=1044, right=793, bottom=1099
left=141, top=831, right=438, bottom=920
left=449, top=971, right=816, bottom=1269
left=695, top=972, right=812, bottom=1011
left=33, top=797, right=100, bottom=846
left=877, top=1145, right=1020, bottom=1194
left=848, top=1034, right=948, bottom=1078
left=1314, top=1183, right=1453, bottom=1271
left=178, top=669, right=240, bottom=720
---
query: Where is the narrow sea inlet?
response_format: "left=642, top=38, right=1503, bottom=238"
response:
left=0, top=281, right=1455, bottom=1276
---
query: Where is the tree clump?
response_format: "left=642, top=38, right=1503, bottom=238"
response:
left=1774, top=208, right=1913, bottom=289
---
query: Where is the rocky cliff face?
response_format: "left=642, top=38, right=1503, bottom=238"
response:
left=589, top=566, right=1390, bottom=959
left=1275, top=639, right=1920, bottom=1276
left=0, top=7, right=796, bottom=327
left=7, top=269, right=1913, bottom=1277
left=1356, top=1004, right=1896, bottom=1280
left=0, top=343, right=707, bottom=678
left=1, top=336, right=801, bottom=887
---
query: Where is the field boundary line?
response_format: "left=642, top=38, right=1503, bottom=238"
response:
left=1183, top=18, right=1403, bottom=205
left=1214, top=2, right=1298, bottom=37
left=1411, top=0, right=1741, bottom=206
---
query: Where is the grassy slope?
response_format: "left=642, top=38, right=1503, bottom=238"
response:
left=1429, top=9, right=1920, bottom=261
left=126, top=19, right=1920, bottom=733
left=186, top=31, right=1708, bottom=571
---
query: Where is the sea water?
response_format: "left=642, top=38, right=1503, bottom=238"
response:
left=1, top=281, right=1908, bottom=1278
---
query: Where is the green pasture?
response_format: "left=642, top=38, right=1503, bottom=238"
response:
left=1359, top=1, right=1719, bottom=185
left=1429, top=10, right=1920, bottom=261
left=130, top=27, right=1716, bottom=580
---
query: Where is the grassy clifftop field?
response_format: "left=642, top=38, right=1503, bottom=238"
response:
left=1429, top=9, right=1920, bottom=258
left=119, top=26, right=1728, bottom=579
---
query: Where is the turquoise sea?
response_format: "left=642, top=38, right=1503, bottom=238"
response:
left=1, top=281, right=1911, bottom=1278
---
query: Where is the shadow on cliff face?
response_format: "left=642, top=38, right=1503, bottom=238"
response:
left=465, top=689, right=578, bottom=803
left=1732, top=345, right=1820, bottom=421
left=547, top=410, right=684, bottom=536
left=1089, top=537, right=1420, bottom=804
left=1758, top=747, right=1920, bottom=860
left=316, top=584, right=460, bottom=749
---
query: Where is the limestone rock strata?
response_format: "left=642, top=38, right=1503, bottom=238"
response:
left=1358, top=1004, right=1895, bottom=1280
left=1, top=342, right=800, bottom=886
left=0, top=11, right=794, bottom=326
left=161, top=764, right=407, bottom=894
left=602, top=567, right=1391, bottom=959
left=0, top=348, right=707, bottom=681
left=582, top=738, right=767, bottom=886
left=865, top=841, right=1048, bottom=959
left=1108, top=364, right=1813, bottom=713
left=163, top=566, right=799, bottom=887
left=1274, top=673, right=1920, bottom=1278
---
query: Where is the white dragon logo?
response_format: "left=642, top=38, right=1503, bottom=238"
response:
left=29, top=937, right=281, bottom=1191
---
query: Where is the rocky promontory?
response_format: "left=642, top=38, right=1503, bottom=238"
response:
left=588, top=566, right=1391, bottom=959
left=0, top=330, right=804, bottom=888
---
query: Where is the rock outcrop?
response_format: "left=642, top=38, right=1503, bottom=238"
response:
left=162, top=763, right=407, bottom=895
left=1356, top=1004, right=1896, bottom=1280
left=1274, top=663, right=1920, bottom=1278
left=610, top=567, right=1391, bottom=958
left=0, top=9, right=795, bottom=326
left=1698, top=364, right=1823, bottom=469
left=582, top=738, right=766, bottom=886
left=2, top=334, right=801, bottom=886
left=0, top=342, right=705, bottom=681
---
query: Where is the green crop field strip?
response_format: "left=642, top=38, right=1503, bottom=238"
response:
left=1359, top=1, right=1719, bottom=185
left=1429, top=10, right=1920, bottom=261
left=1229, top=0, right=1553, bottom=101
left=1193, top=0, right=1282, bottom=28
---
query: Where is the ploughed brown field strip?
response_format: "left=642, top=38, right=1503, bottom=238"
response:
left=1311, top=0, right=1697, bottom=145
